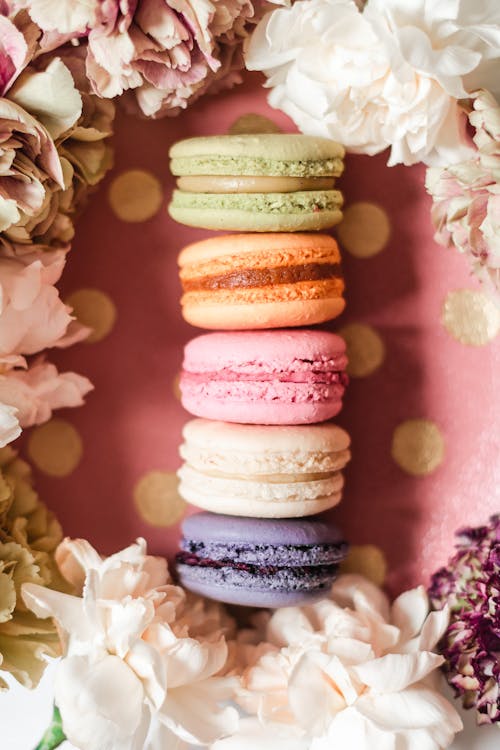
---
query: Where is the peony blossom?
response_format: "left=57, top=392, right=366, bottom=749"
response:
left=426, top=90, right=500, bottom=297
left=23, top=537, right=239, bottom=750
left=245, top=0, right=500, bottom=166
left=0, top=358, right=93, bottom=429
left=429, top=516, right=500, bottom=726
left=215, top=575, right=462, bottom=750
left=20, top=0, right=287, bottom=118
left=0, top=249, right=88, bottom=357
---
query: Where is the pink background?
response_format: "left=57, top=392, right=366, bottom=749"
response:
left=20, top=74, right=500, bottom=595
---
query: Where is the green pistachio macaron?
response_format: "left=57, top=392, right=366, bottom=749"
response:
left=168, top=134, right=345, bottom=232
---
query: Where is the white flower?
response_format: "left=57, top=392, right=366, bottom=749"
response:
left=0, top=404, right=21, bottom=447
left=214, top=575, right=462, bottom=750
left=22, top=538, right=238, bottom=750
left=245, top=0, right=500, bottom=165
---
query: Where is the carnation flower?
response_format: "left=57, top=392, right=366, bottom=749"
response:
left=0, top=446, right=64, bottom=688
left=426, top=90, right=500, bottom=297
left=0, top=248, right=88, bottom=358
left=23, top=537, right=239, bottom=750
left=21, top=0, right=286, bottom=119
left=216, top=575, right=462, bottom=750
left=429, top=515, right=500, bottom=726
left=0, top=357, right=93, bottom=430
left=245, top=0, right=500, bottom=166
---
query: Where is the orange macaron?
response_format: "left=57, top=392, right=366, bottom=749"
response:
left=178, top=233, right=345, bottom=329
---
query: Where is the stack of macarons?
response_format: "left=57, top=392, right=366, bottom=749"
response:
left=168, top=132, right=351, bottom=607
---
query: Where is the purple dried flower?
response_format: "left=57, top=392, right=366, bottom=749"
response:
left=429, top=515, right=500, bottom=725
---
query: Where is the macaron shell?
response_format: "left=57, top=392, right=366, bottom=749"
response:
left=168, top=200, right=343, bottom=232
left=183, top=328, right=346, bottom=366
left=181, top=388, right=343, bottom=424
left=177, top=565, right=335, bottom=607
left=181, top=419, right=351, bottom=462
left=181, top=511, right=345, bottom=546
left=178, top=232, right=341, bottom=266
left=182, top=297, right=345, bottom=329
left=177, top=493, right=342, bottom=518
left=169, top=133, right=345, bottom=174
left=180, top=419, right=351, bottom=474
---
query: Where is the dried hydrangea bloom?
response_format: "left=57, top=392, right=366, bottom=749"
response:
left=429, top=515, right=500, bottom=725
left=0, top=447, right=65, bottom=688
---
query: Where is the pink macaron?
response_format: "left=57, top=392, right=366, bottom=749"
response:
left=180, top=329, right=348, bottom=425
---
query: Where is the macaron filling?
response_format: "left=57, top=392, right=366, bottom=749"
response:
left=181, top=368, right=347, bottom=408
left=176, top=552, right=339, bottom=592
left=176, top=175, right=336, bottom=193
left=181, top=262, right=342, bottom=292
left=179, top=538, right=348, bottom=566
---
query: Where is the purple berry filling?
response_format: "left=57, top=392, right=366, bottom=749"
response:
left=179, top=539, right=348, bottom=567
left=176, top=554, right=339, bottom=592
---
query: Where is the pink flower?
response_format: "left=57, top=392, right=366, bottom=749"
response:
left=0, top=9, right=39, bottom=96
left=22, top=0, right=285, bottom=118
left=0, top=248, right=88, bottom=357
left=426, top=91, right=500, bottom=297
left=0, top=357, right=93, bottom=428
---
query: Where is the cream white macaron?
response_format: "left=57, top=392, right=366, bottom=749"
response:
left=178, top=419, right=351, bottom=518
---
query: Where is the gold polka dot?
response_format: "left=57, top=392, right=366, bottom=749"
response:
left=66, top=288, right=117, bottom=344
left=173, top=373, right=182, bottom=401
left=339, top=323, right=385, bottom=377
left=133, top=471, right=186, bottom=527
left=392, top=419, right=444, bottom=476
left=337, top=202, right=390, bottom=258
left=442, top=289, right=500, bottom=346
left=340, top=545, right=387, bottom=587
left=108, top=169, right=163, bottom=222
left=28, top=419, right=82, bottom=477
left=228, top=114, right=282, bottom=135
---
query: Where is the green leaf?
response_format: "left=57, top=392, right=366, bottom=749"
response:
left=34, top=705, right=66, bottom=750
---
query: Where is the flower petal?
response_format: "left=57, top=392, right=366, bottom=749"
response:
left=353, top=652, right=444, bottom=693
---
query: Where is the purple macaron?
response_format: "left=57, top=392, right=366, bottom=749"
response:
left=175, top=512, right=348, bottom=608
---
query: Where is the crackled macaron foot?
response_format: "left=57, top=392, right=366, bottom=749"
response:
left=180, top=329, right=349, bottom=424
left=176, top=512, right=348, bottom=607
left=178, top=419, right=351, bottom=518
left=178, top=233, right=345, bottom=329
left=168, top=134, right=344, bottom=231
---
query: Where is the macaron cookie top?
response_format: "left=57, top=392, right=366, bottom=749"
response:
left=180, top=329, right=349, bottom=424
left=178, top=233, right=345, bottom=329
left=176, top=511, right=348, bottom=607
left=179, top=512, right=348, bottom=565
left=168, top=134, right=344, bottom=232
left=178, top=419, right=351, bottom=518
left=169, top=134, right=345, bottom=177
